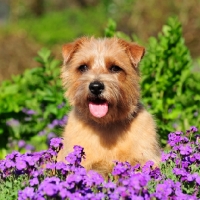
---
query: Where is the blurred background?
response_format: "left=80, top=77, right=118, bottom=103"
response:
left=0, top=0, right=200, bottom=82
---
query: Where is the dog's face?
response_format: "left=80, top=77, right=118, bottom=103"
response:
left=61, top=37, right=145, bottom=124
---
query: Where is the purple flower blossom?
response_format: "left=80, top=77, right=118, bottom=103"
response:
left=6, top=151, right=20, bottom=160
left=6, top=119, right=20, bottom=127
left=48, top=116, right=68, bottom=129
left=25, top=144, right=35, bottom=152
left=18, top=140, right=26, bottom=148
left=5, top=160, right=15, bottom=168
left=112, top=161, right=131, bottom=177
left=196, top=176, right=200, bottom=185
left=22, top=108, right=36, bottom=115
left=161, top=152, right=170, bottom=161
left=57, top=102, right=65, bottom=109
left=103, top=181, right=116, bottom=189
left=30, top=177, right=39, bottom=186
left=50, top=137, right=63, bottom=149
left=44, top=183, right=58, bottom=196
left=46, top=163, right=56, bottom=170
left=23, top=154, right=35, bottom=166
left=2, top=126, right=200, bottom=199
left=84, top=170, right=104, bottom=187
left=47, top=132, right=56, bottom=140
left=154, top=180, right=173, bottom=199
left=66, top=145, right=85, bottom=166
left=15, top=157, right=27, bottom=170
left=179, top=144, right=193, bottom=155
left=18, top=187, right=35, bottom=200
left=38, top=130, right=46, bottom=136
left=190, top=126, right=198, bottom=132
left=173, top=167, right=187, bottom=177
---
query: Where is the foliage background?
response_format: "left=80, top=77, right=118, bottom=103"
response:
left=0, top=0, right=200, bottom=158
left=1, top=0, right=200, bottom=82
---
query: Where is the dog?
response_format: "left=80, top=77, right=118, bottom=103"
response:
left=57, top=37, right=160, bottom=175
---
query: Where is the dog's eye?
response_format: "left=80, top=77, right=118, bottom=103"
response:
left=110, top=65, right=122, bottom=73
left=78, top=65, right=88, bottom=73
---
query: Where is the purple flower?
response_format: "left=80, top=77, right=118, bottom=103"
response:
left=6, top=151, right=20, bottom=160
left=58, top=115, right=68, bottom=126
left=38, top=130, right=46, bottom=136
left=57, top=102, right=65, bottom=109
left=112, top=161, right=131, bottom=177
left=15, top=157, right=27, bottom=170
left=196, top=176, right=200, bottom=185
left=25, top=144, right=35, bottom=152
left=175, top=131, right=183, bottom=135
left=66, top=145, right=85, bottom=166
left=50, top=138, right=63, bottom=149
left=142, top=161, right=154, bottom=175
left=103, top=181, right=116, bottom=189
left=22, top=108, right=36, bottom=115
left=32, top=169, right=44, bottom=177
left=179, top=145, right=193, bottom=155
left=6, top=119, right=20, bottom=127
left=47, top=132, right=56, bottom=140
left=23, top=154, right=35, bottom=166
left=38, top=177, right=60, bottom=196
left=65, top=174, right=83, bottom=189
left=194, top=153, right=200, bottom=161
left=5, top=160, right=15, bottom=168
left=154, top=181, right=173, bottom=199
left=161, top=152, right=170, bottom=161
left=44, top=183, right=58, bottom=196
left=47, top=132, right=57, bottom=146
left=18, top=187, right=35, bottom=200
left=18, top=140, right=26, bottom=148
left=48, top=117, right=68, bottom=129
left=84, top=170, right=104, bottom=187
left=59, top=187, right=70, bottom=199
left=48, top=120, right=59, bottom=129
left=190, top=126, right=198, bottom=132
left=55, top=162, right=71, bottom=175
left=173, top=168, right=187, bottom=177
left=30, top=177, right=39, bottom=186
left=46, top=163, right=56, bottom=170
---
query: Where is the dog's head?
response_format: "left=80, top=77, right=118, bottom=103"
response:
left=61, top=37, right=145, bottom=124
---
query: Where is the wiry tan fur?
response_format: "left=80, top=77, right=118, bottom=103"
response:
left=57, top=37, right=160, bottom=175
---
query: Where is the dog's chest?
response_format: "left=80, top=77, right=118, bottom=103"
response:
left=65, top=120, right=135, bottom=166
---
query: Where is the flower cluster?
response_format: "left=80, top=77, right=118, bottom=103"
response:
left=0, top=126, right=199, bottom=199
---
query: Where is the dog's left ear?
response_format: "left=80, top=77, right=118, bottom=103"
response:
left=127, top=43, right=145, bottom=67
left=118, top=39, right=145, bottom=67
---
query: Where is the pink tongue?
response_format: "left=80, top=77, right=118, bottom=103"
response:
left=89, top=102, right=108, bottom=118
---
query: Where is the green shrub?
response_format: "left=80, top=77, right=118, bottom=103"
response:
left=141, top=17, right=200, bottom=144
left=105, top=17, right=200, bottom=145
left=0, top=49, right=70, bottom=158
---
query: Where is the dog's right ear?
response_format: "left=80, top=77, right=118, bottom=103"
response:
left=62, top=37, right=89, bottom=65
left=62, top=43, right=76, bottom=64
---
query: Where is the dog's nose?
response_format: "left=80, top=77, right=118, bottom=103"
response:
left=89, top=81, right=104, bottom=95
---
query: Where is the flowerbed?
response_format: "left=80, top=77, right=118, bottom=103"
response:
left=0, top=126, right=199, bottom=199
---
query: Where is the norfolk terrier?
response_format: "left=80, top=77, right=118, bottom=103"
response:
left=57, top=37, right=160, bottom=174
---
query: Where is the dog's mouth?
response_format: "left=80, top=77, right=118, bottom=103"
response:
left=88, top=98, right=108, bottom=118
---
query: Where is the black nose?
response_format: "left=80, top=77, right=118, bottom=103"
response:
left=89, top=81, right=104, bottom=95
